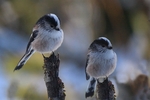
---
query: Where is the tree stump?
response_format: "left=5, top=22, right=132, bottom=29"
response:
left=43, top=53, right=65, bottom=100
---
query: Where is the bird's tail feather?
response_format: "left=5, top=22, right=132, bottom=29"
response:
left=85, top=77, right=96, bottom=98
left=14, top=49, right=35, bottom=71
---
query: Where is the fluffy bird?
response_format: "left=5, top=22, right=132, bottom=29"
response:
left=85, top=37, right=117, bottom=98
left=14, top=13, right=64, bottom=71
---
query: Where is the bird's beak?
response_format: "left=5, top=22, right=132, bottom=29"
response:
left=55, top=26, right=60, bottom=31
left=108, top=46, right=112, bottom=49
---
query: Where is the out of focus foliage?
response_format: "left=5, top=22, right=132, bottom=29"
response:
left=0, top=0, right=66, bottom=34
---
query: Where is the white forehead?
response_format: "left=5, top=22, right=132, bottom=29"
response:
left=98, top=37, right=112, bottom=46
left=47, top=13, right=60, bottom=26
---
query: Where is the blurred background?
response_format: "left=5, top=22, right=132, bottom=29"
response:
left=0, top=0, right=150, bottom=100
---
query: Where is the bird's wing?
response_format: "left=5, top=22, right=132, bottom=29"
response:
left=85, top=54, right=90, bottom=80
left=26, top=30, right=38, bottom=52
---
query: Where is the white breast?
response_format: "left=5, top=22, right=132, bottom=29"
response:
left=86, top=50, right=117, bottom=79
left=31, top=28, right=64, bottom=53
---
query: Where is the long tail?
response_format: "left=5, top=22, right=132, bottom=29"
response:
left=14, top=49, right=35, bottom=71
left=85, top=77, right=96, bottom=98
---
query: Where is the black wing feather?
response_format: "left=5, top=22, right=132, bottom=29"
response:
left=85, top=54, right=90, bottom=80
left=26, top=30, right=38, bottom=52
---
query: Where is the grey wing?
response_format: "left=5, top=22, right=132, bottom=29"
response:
left=26, top=30, right=38, bottom=52
left=85, top=54, right=90, bottom=80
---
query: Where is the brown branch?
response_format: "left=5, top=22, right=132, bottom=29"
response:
left=96, top=78, right=116, bottom=100
left=43, top=53, right=65, bottom=100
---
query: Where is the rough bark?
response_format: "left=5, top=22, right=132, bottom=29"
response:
left=43, top=53, right=65, bottom=100
left=96, top=78, right=116, bottom=100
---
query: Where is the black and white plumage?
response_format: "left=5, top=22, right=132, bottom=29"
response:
left=85, top=37, right=117, bottom=98
left=14, top=13, right=64, bottom=71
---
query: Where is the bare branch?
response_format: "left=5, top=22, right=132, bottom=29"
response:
left=96, top=78, right=116, bottom=100
left=43, top=53, right=65, bottom=100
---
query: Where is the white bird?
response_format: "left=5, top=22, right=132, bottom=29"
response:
left=85, top=37, right=117, bottom=98
left=14, top=13, right=64, bottom=71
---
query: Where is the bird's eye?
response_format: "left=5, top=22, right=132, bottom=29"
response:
left=50, top=24, right=54, bottom=28
left=101, top=45, right=105, bottom=47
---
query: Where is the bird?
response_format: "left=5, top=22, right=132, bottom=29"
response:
left=14, top=13, right=64, bottom=71
left=85, top=37, right=117, bottom=98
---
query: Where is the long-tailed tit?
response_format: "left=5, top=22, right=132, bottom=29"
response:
left=14, top=13, right=64, bottom=71
left=85, top=37, right=117, bottom=98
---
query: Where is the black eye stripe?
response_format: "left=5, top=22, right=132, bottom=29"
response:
left=36, top=15, right=58, bottom=27
left=44, top=15, right=57, bottom=27
left=93, top=39, right=109, bottom=47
